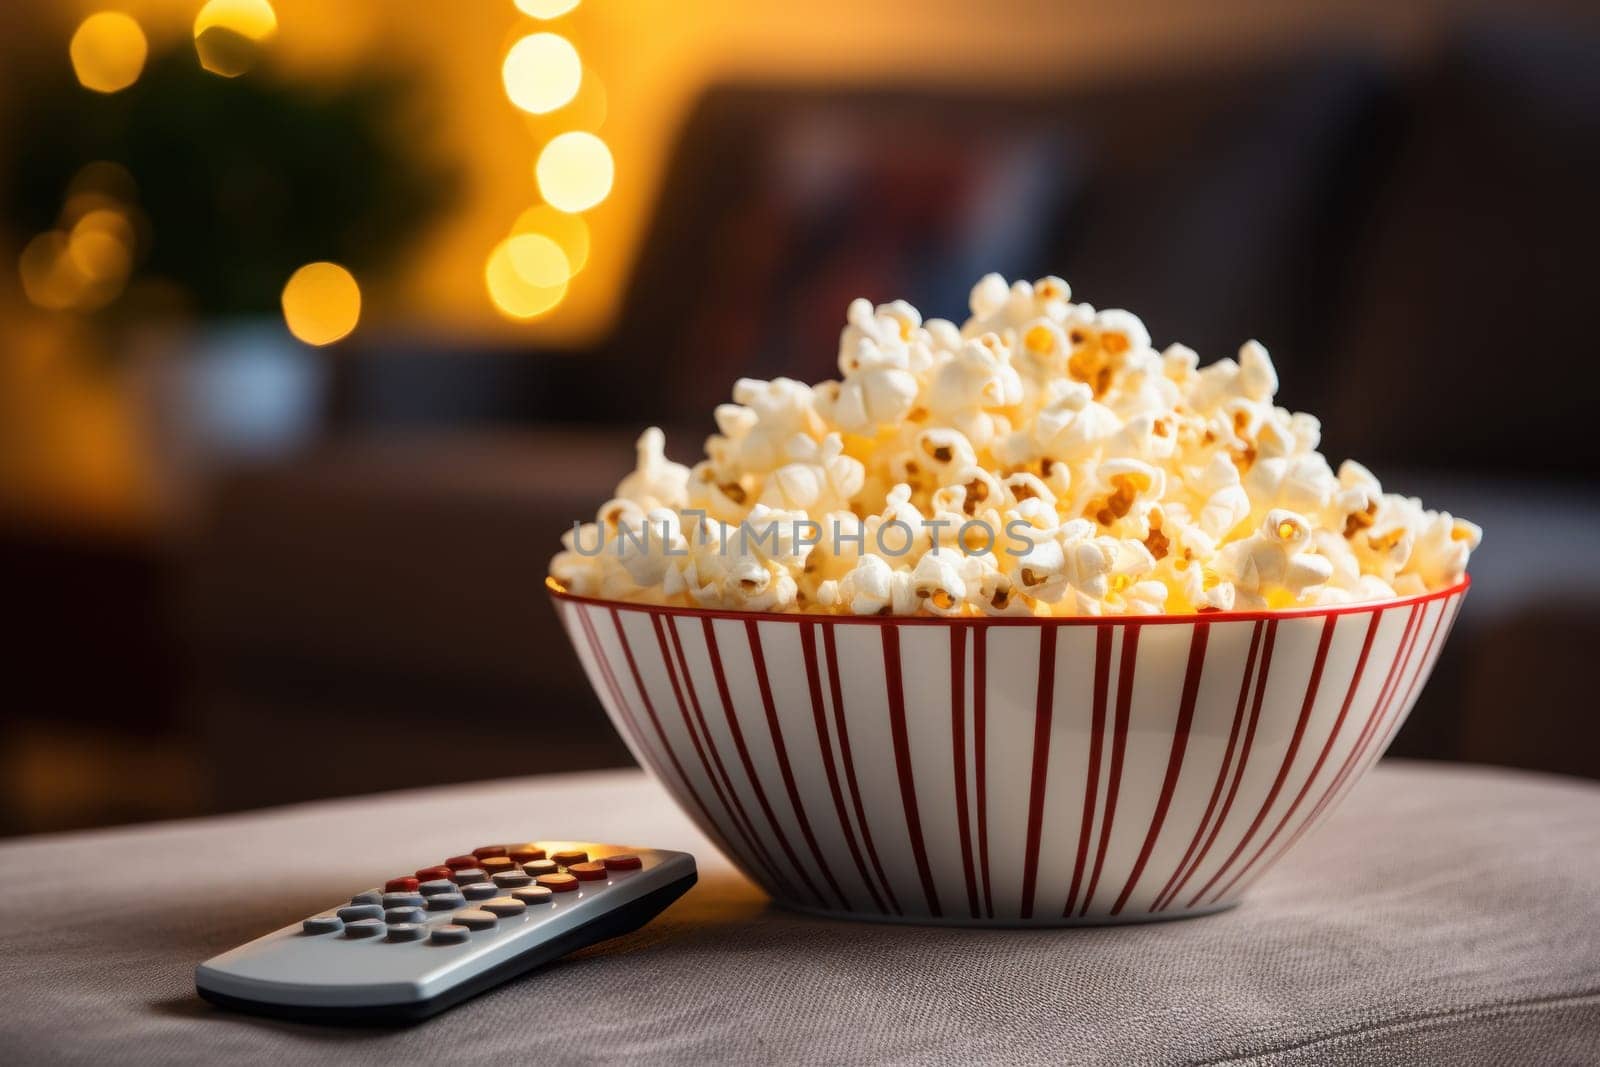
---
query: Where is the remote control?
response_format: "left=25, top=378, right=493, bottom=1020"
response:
left=196, top=841, right=696, bottom=1023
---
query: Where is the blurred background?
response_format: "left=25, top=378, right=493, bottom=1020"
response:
left=2, top=0, right=1597, bottom=836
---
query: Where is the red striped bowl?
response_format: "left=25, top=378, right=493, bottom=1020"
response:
left=550, top=576, right=1468, bottom=926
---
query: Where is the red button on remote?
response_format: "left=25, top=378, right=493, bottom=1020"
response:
left=386, top=876, right=420, bottom=893
left=536, top=873, right=578, bottom=892
left=602, top=854, right=642, bottom=871
left=444, top=855, right=478, bottom=870
left=415, top=866, right=452, bottom=881
left=552, top=850, right=588, bottom=867
left=569, top=861, right=607, bottom=881
left=509, top=846, right=546, bottom=863
left=472, top=845, right=508, bottom=859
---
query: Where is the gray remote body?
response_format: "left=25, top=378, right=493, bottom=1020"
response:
left=195, top=841, right=696, bottom=1022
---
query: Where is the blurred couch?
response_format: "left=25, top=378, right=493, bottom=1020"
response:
left=186, top=25, right=1600, bottom=811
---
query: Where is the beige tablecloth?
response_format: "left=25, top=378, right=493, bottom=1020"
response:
left=2, top=761, right=1598, bottom=1065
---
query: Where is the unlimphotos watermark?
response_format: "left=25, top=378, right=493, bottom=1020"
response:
left=569, top=513, right=1041, bottom=559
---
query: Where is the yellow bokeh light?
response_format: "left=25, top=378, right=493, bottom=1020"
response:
left=67, top=211, right=134, bottom=284
left=507, top=233, right=570, bottom=288
left=69, top=13, right=148, bottom=94
left=514, top=0, right=580, bottom=19
left=18, top=229, right=127, bottom=313
left=502, top=33, right=582, bottom=115
left=19, top=233, right=82, bottom=311
left=63, top=161, right=138, bottom=219
left=194, top=0, right=278, bottom=77
left=513, top=204, right=590, bottom=275
left=281, top=262, right=361, bottom=346
left=194, top=0, right=278, bottom=40
left=535, top=132, right=613, bottom=213
left=486, top=238, right=566, bottom=320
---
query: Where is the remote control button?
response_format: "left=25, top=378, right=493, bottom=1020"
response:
left=302, top=916, right=343, bottom=934
left=523, top=859, right=558, bottom=877
left=482, top=897, right=526, bottom=917
left=444, top=855, right=478, bottom=871
left=349, top=890, right=382, bottom=906
left=385, top=877, right=419, bottom=893
left=512, top=886, right=553, bottom=905
left=418, top=879, right=457, bottom=897
left=454, top=909, right=497, bottom=930
left=569, top=861, right=607, bottom=881
left=602, top=853, right=642, bottom=871
left=427, top=893, right=466, bottom=912
left=387, top=923, right=426, bottom=942
left=536, top=872, right=579, bottom=892
left=492, top=870, right=532, bottom=888
left=415, top=865, right=453, bottom=882
left=552, top=849, right=588, bottom=867
left=462, top=882, right=497, bottom=901
left=430, top=925, right=469, bottom=945
left=338, top=904, right=383, bottom=922
left=472, top=845, right=508, bottom=859
left=479, top=857, right=515, bottom=874
left=451, top=868, right=487, bottom=886
left=382, top=892, right=426, bottom=909
left=509, top=846, right=546, bottom=863
left=345, top=918, right=385, bottom=938
left=385, top=906, right=426, bottom=925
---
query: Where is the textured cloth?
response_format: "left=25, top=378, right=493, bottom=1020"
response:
left=1, top=761, right=1597, bottom=1065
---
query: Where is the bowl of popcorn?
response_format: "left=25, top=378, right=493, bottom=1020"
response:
left=548, top=274, right=1475, bottom=926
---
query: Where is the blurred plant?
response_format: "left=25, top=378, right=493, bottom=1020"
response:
left=5, top=40, right=458, bottom=332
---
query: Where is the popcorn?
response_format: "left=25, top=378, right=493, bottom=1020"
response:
left=550, top=274, right=1478, bottom=615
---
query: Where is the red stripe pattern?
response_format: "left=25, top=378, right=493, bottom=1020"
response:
left=556, top=582, right=1466, bottom=924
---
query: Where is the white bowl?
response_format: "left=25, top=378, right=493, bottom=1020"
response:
left=551, top=577, right=1468, bottom=926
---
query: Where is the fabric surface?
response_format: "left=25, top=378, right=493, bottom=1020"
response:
left=1, top=761, right=1597, bottom=1065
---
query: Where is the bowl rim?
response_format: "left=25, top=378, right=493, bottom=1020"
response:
left=546, top=573, right=1469, bottom=628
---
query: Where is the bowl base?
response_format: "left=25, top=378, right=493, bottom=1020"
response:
left=777, top=899, right=1239, bottom=929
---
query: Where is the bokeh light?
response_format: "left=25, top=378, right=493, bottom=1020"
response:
left=66, top=211, right=135, bottom=285
left=281, top=262, right=361, bottom=346
left=512, top=204, right=590, bottom=275
left=535, top=132, right=613, bottom=213
left=514, top=0, right=580, bottom=19
left=69, top=13, right=148, bottom=94
left=486, top=238, right=567, bottom=320
left=502, top=33, right=582, bottom=115
left=63, top=161, right=139, bottom=215
left=193, top=0, right=279, bottom=78
left=507, top=233, right=570, bottom=288
left=19, top=233, right=82, bottom=312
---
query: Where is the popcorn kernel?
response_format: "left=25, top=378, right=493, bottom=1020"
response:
left=1144, top=526, right=1170, bottom=560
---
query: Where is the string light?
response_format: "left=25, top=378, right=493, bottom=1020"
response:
left=495, top=0, right=601, bottom=320
left=194, top=0, right=279, bottom=77
left=281, top=262, right=361, bottom=346
left=66, top=211, right=135, bottom=285
left=502, top=33, right=582, bottom=115
left=69, top=12, right=148, bottom=94
left=515, top=0, right=580, bottom=18
left=535, top=132, right=613, bottom=213
left=19, top=233, right=83, bottom=311
left=507, top=233, right=570, bottom=288
left=486, top=238, right=566, bottom=320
